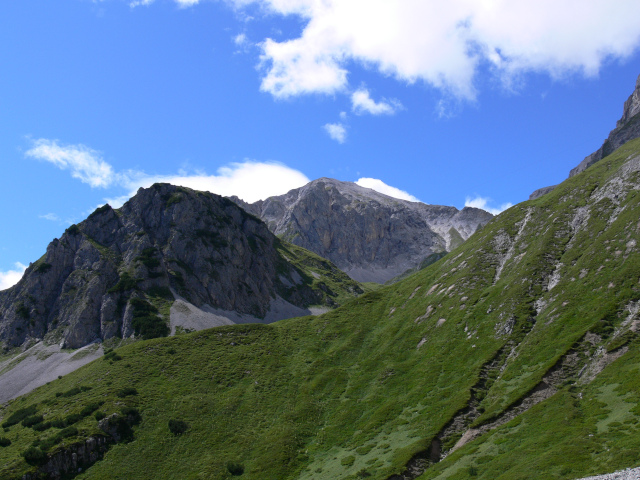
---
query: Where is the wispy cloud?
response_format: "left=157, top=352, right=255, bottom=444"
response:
left=323, top=123, right=347, bottom=143
left=351, top=89, right=402, bottom=115
left=356, top=178, right=420, bottom=202
left=25, top=139, right=116, bottom=188
left=465, top=195, right=512, bottom=215
left=0, top=262, right=27, bottom=291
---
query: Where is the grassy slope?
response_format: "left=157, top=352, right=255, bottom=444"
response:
left=275, top=240, right=364, bottom=306
left=0, top=140, right=640, bottom=479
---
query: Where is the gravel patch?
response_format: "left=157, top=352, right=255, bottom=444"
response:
left=576, top=466, right=640, bottom=480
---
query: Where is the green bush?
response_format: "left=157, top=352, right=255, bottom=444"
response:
left=121, top=407, right=142, bottom=430
left=35, top=262, right=52, bottom=274
left=22, top=447, right=48, bottom=466
left=32, top=421, right=52, bottom=432
left=51, top=418, right=67, bottom=429
left=117, top=387, right=138, bottom=398
left=94, top=411, right=106, bottom=421
left=108, top=272, right=139, bottom=294
left=0, top=437, right=11, bottom=447
left=80, top=402, right=103, bottom=417
left=65, top=224, right=80, bottom=236
left=1, top=405, right=37, bottom=428
left=64, top=413, right=83, bottom=425
left=226, top=461, right=244, bottom=476
left=58, top=426, right=78, bottom=439
left=341, top=455, right=355, bottom=467
left=21, top=415, right=44, bottom=428
left=168, top=419, right=189, bottom=436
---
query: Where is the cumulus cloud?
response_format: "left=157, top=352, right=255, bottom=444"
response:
left=25, top=139, right=116, bottom=188
left=26, top=138, right=310, bottom=204
left=351, top=89, right=402, bottom=115
left=356, top=177, right=420, bottom=202
left=128, top=161, right=310, bottom=203
left=465, top=195, right=513, bottom=215
left=323, top=123, right=347, bottom=143
left=0, top=262, right=27, bottom=291
left=228, top=0, right=640, bottom=99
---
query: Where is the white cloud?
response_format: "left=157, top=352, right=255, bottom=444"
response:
left=356, top=177, right=420, bottom=202
left=39, top=213, right=61, bottom=222
left=465, top=195, right=513, bottom=215
left=25, top=139, right=116, bottom=188
left=323, top=123, right=347, bottom=143
left=26, top=138, right=310, bottom=204
left=0, top=262, right=27, bottom=291
left=129, top=0, right=155, bottom=7
left=229, top=0, right=640, bottom=99
left=175, top=0, right=200, bottom=6
left=118, top=161, right=310, bottom=204
left=351, top=88, right=401, bottom=115
left=234, top=33, right=248, bottom=46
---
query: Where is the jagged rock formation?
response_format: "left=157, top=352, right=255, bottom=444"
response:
left=231, top=178, right=493, bottom=283
left=531, top=73, right=640, bottom=200
left=0, top=184, right=361, bottom=351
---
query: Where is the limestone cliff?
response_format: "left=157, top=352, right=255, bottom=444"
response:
left=231, top=178, right=493, bottom=283
left=0, top=184, right=360, bottom=350
left=531, top=73, right=640, bottom=200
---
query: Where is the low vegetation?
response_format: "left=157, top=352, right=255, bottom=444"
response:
left=0, top=140, right=639, bottom=479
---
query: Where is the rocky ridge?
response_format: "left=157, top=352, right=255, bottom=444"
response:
left=231, top=178, right=493, bottom=283
left=0, top=183, right=361, bottom=351
left=531, top=73, right=640, bottom=200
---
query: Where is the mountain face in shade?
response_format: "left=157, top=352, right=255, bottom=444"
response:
left=231, top=178, right=493, bottom=283
left=530, top=73, right=640, bottom=200
left=0, top=184, right=361, bottom=351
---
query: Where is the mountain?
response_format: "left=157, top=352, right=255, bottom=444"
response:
left=231, top=178, right=493, bottom=283
left=530, top=73, right=640, bottom=200
left=1, top=133, right=639, bottom=480
left=0, top=183, right=362, bottom=353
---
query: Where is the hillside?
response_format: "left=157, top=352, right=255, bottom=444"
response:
left=0, top=183, right=361, bottom=351
left=231, top=178, right=492, bottom=283
left=1, top=137, right=639, bottom=479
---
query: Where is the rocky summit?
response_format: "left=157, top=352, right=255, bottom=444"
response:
left=232, top=178, right=493, bottom=283
left=531, top=73, right=640, bottom=200
left=0, top=184, right=361, bottom=351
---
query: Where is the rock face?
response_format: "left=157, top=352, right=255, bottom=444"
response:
left=231, top=178, right=493, bottom=283
left=531, top=73, right=640, bottom=200
left=0, top=184, right=360, bottom=351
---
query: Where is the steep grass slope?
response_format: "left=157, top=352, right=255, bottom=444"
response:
left=1, top=140, right=640, bottom=479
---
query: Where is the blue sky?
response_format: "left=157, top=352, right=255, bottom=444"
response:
left=2, top=0, right=640, bottom=288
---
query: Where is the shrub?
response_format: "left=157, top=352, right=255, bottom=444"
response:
left=16, top=303, right=30, bottom=320
left=0, top=437, right=11, bottom=447
left=22, top=447, right=48, bottom=466
left=341, top=456, right=355, bottom=467
left=357, top=469, right=372, bottom=478
left=58, top=426, right=78, bottom=439
left=61, top=386, right=82, bottom=397
left=121, top=407, right=142, bottom=425
left=94, top=411, right=106, bottom=421
left=80, top=402, right=102, bottom=417
left=50, top=418, right=67, bottom=429
left=64, top=413, right=83, bottom=425
left=168, top=419, right=189, bottom=436
left=107, top=272, right=139, bottom=294
left=32, top=421, right=52, bottom=432
left=226, top=461, right=244, bottom=476
left=35, top=262, right=52, bottom=274
left=1, top=405, right=37, bottom=428
left=469, top=466, right=478, bottom=476
left=65, top=224, right=80, bottom=236
left=21, top=415, right=44, bottom=428
left=117, top=387, right=138, bottom=398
